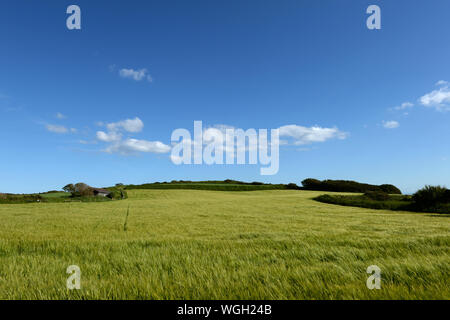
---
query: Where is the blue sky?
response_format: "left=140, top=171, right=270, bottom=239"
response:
left=1, top=0, right=449, bottom=194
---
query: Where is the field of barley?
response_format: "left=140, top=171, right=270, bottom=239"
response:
left=0, top=189, right=449, bottom=299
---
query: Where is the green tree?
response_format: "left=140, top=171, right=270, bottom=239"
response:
left=74, top=183, right=93, bottom=197
left=63, top=184, right=75, bottom=193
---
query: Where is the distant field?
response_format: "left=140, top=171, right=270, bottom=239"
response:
left=0, top=189, right=449, bottom=299
left=39, top=192, right=69, bottom=199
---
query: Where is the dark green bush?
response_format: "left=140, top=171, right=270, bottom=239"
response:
left=364, top=191, right=390, bottom=201
left=379, top=184, right=402, bottom=194
left=286, top=183, right=301, bottom=190
left=106, top=187, right=128, bottom=200
left=302, top=178, right=401, bottom=194
left=444, top=190, right=450, bottom=203
left=314, top=185, right=450, bottom=214
left=412, top=186, right=449, bottom=211
left=314, top=194, right=335, bottom=203
left=301, top=179, right=322, bottom=190
left=123, top=181, right=289, bottom=191
left=314, top=194, right=411, bottom=211
left=107, top=189, right=121, bottom=200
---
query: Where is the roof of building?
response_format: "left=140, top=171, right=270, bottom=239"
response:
left=92, top=188, right=110, bottom=194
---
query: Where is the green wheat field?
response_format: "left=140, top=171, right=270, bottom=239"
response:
left=0, top=189, right=449, bottom=299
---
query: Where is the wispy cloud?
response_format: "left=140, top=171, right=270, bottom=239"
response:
left=105, top=139, right=171, bottom=154
left=382, top=120, right=399, bottom=129
left=388, top=81, right=450, bottom=114
left=119, top=68, right=153, bottom=82
left=78, top=139, right=98, bottom=145
left=56, top=112, right=67, bottom=119
left=46, top=124, right=69, bottom=134
left=278, top=125, right=348, bottom=145
left=45, top=124, right=77, bottom=134
left=392, top=102, right=414, bottom=111
left=0, top=93, right=22, bottom=112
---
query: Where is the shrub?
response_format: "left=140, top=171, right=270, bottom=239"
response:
left=301, top=179, right=322, bottom=190
left=107, top=189, right=121, bottom=200
left=412, top=185, right=449, bottom=211
left=286, top=183, right=301, bottom=190
left=314, top=194, right=335, bottom=203
left=314, top=194, right=411, bottom=212
left=364, top=191, right=390, bottom=201
left=106, top=187, right=128, bottom=200
left=444, top=190, right=450, bottom=203
left=301, top=178, right=402, bottom=194
left=122, top=181, right=287, bottom=191
left=379, top=184, right=402, bottom=194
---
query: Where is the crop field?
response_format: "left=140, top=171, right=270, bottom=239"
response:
left=0, top=189, right=449, bottom=299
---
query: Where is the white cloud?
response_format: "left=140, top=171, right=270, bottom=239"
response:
left=106, top=117, right=144, bottom=133
left=96, top=117, right=169, bottom=155
left=56, top=112, right=67, bottom=119
left=106, top=139, right=171, bottom=154
left=96, top=130, right=122, bottom=142
left=180, top=123, right=347, bottom=151
left=419, top=84, right=450, bottom=111
left=96, top=120, right=347, bottom=156
left=382, top=120, right=399, bottom=129
left=278, top=125, right=348, bottom=145
left=119, top=68, right=153, bottom=82
left=46, top=124, right=69, bottom=134
left=389, top=81, right=450, bottom=113
left=393, top=102, right=414, bottom=111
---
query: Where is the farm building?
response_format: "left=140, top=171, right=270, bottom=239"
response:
left=92, top=188, right=111, bottom=197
